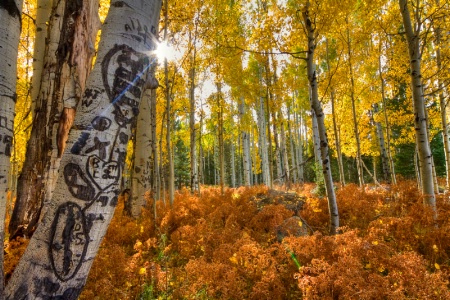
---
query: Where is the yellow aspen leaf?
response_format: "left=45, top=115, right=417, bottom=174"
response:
left=433, top=244, right=438, bottom=252
left=372, top=240, right=378, bottom=245
left=139, top=267, right=147, bottom=275
left=435, top=263, right=440, bottom=270
left=229, top=253, right=238, bottom=264
left=298, top=220, right=303, bottom=227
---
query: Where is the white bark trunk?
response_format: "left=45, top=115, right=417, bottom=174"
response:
left=303, top=1, right=339, bottom=234
left=0, top=0, right=23, bottom=295
left=31, top=0, right=52, bottom=114
left=131, top=84, right=157, bottom=217
left=399, top=0, right=436, bottom=210
left=5, top=1, right=161, bottom=298
left=238, top=97, right=251, bottom=186
left=257, top=67, right=271, bottom=187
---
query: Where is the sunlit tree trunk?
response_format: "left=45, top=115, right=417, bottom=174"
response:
left=217, top=83, right=225, bottom=195
left=325, top=40, right=345, bottom=186
left=379, top=52, right=397, bottom=184
left=345, top=24, right=364, bottom=188
left=163, top=0, right=174, bottom=206
left=0, top=0, right=23, bottom=295
left=372, top=104, right=390, bottom=182
left=273, top=113, right=283, bottom=182
left=280, top=117, right=290, bottom=188
left=5, top=0, right=161, bottom=298
left=295, top=109, right=305, bottom=182
left=31, top=0, right=52, bottom=113
left=303, top=1, right=339, bottom=234
left=257, top=68, right=271, bottom=187
left=287, top=105, right=297, bottom=183
left=433, top=4, right=450, bottom=190
left=10, top=0, right=101, bottom=240
left=189, top=25, right=199, bottom=194
left=149, top=88, right=160, bottom=202
left=131, top=78, right=158, bottom=217
left=399, top=0, right=436, bottom=211
left=230, top=142, right=236, bottom=187
left=239, top=97, right=251, bottom=186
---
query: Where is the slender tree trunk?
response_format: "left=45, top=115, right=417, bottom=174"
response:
left=399, top=0, right=436, bottom=211
left=325, top=40, right=345, bottom=186
left=379, top=52, right=397, bottom=184
left=230, top=142, right=236, bottom=188
left=346, top=24, right=364, bottom=188
left=189, top=27, right=199, bottom=194
left=257, top=68, right=271, bottom=187
left=295, top=110, right=305, bottom=182
left=303, top=1, right=339, bottom=234
left=10, top=0, right=101, bottom=240
left=287, top=105, right=297, bottom=183
left=434, top=9, right=450, bottom=190
left=372, top=104, right=390, bottom=182
left=0, top=0, right=23, bottom=295
left=238, top=97, right=251, bottom=186
left=280, top=117, right=290, bottom=188
left=163, top=0, right=174, bottom=206
left=273, top=113, right=283, bottom=182
left=217, top=83, right=225, bottom=195
left=5, top=1, right=161, bottom=297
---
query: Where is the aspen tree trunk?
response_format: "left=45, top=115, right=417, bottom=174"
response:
left=239, top=97, right=251, bottom=186
left=287, top=106, right=297, bottom=183
left=131, top=80, right=158, bottom=217
left=10, top=0, right=101, bottom=240
left=5, top=1, right=161, bottom=298
left=399, top=0, right=436, bottom=210
left=257, top=69, right=271, bottom=187
left=434, top=11, right=450, bottom=190
left=346, top=25, right=364, bottom=188
left=379, top=53, right=397, bottom=184
left=31, top=0, right=52, bottom=114
left=150, top=88, right=160, bottom=201
left=295, top=110, right=305, bottom=182
left=163, top=0, right=174, bottom=206
left=217, top=83, right=225, bottom=195
left=311, top=110, right=322, bottom=173
left=325, top=40, right=345, bottom=186
left=331, top=90, right=345, bottom=186
left=372, top=104, right=390, bottom=182
left=231, top=142, right=236, bottom=187
left=189, top=27, right=199, bottom=194
left=280, top=118, right=290, bottom=188
left=273, top=113, right=283, bottom=182
left=303, top=1, right=339, bottom=234
left=0, top=0, right=23, bottom=295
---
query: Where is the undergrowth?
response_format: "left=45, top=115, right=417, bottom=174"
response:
left=5, top=182, right=450, bottom=299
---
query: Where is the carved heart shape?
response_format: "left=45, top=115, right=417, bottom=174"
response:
left=86, top=155, right=120, bottom=191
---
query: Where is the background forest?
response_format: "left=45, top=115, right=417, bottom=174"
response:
left=1, top=0, right=450, bottom=299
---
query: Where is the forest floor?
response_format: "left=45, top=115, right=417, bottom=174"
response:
left=5, top=181, right=450, bottom=299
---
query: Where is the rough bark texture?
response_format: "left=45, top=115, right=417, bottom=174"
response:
left=303, top=1, right=339, bottom=234
left=31, top=0, right=52, bottom=114
left=399, top=0, right=436, bottom=210
left=0, top=0, right=23, bottom=296
left=9, top=0, right=101, bottom=240
left=131, top=77, right=158, bottom=217
left=5, top=0, right=161, bottom=298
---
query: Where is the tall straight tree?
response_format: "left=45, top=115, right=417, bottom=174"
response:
left=9, top=0, right=101, bottom=239
left=398, top=0, right=436, bottom=211
left=5, top=0, right=161, bottom=297
left=303, top=0, right=339, bottom=234
left=0, top=0, right=23, bottom=295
